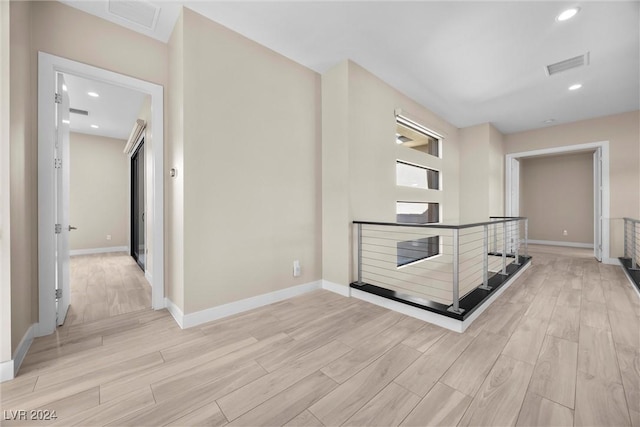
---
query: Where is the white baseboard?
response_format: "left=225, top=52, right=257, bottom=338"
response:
left=166, top=280, right=322, bottom=329
left=1, top=323, right=35, bottom=382
left=321, top=280, right=351, bottom=297
left=70, top=246, right=128, bottom=256
left=528, top=240, right=594, bottom=249
left=0, top=360, right=13, bottom=382
left=164, top=297, right=185, bottom=329
left=144, top=271, right=153, bottom=286
left=352, top=261, right=531, bottom=333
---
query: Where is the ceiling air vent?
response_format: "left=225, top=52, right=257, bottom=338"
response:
left=69, top=108, right=89, bottom=116
left=108, top=0, right=160, bottom=30
left=545, top=52, right=590, bottom=76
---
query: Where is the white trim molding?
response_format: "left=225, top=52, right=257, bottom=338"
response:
left=1, top=323, right=35, bottom=382
left=528, top=240, right=594, bottom=249
left=166, top=281, right=322, bottom=329
left=321, top=280, right=351, bottom=297
left=0, top=360, right=13, bottom=382
left=506, top=141, right=610, bottom=263
left=69, top=246, right=128, bottom=256
left=38, top=52, right=165, bottom=337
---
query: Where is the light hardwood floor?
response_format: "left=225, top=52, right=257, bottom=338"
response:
left=66, top=253, right=151, bottom=326
left=1, top=245, right=639, bottom=426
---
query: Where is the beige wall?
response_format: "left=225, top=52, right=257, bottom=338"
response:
left=322, top=60, right=461, bottom=288
left=167, top=10, right=184, bottom=310
left=521, top=153, right=594, bottom=244
left=9, top=0, right=35, bottom=357
left=488, top=124, right=505, bottom=217
left=69, top=133, right=128, bottom=251
left=1, top=0, right=12, bottom=363
left=458, top=123, right=505, bottom=222
left=505, top=111, right=640, bottom=257
left=176, top=8, right=322, bottom=313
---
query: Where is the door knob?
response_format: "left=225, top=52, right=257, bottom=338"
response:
left=68, top=226, right=77, bottom=231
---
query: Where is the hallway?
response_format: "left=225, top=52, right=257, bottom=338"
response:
left=64, top=252, right=151, bottom=327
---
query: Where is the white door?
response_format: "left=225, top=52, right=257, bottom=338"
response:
left=55, top=73, right=71, bottom=325
left=593, top=149, right=603, bottom=262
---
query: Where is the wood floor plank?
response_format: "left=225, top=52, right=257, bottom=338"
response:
left=4, top=352, right=164, bottom=411
left=308, top=344, right=421, bottom=426
left=440, top=331, right=508, bottom=396
left=523, top=295, right=557, bottom=322
left=218, top=340, right=351, bottom=421
left=164, top=401, right=228, bottom=427
left=283, top=410, right=323, bottom=427
left=481, top=302, right=526, bottom=337
left=459, top=355, right=534, bottom=426
left=151, top=334, right=290, bottom=403
left=616, top=343, right=640, bottom=418
left=343, top=382, right=421, bottom=427
left=100, top=336, right=257, bottom=402
left=516, top=392, right=574, bottom=427
left=547, top=305, right=580, bottom=342
left=580, top=299, right=610, bottom=330
left=578, top=324, right=621, bottom=382
left=394, top=332, right=472, bottom=397
left=574, top=370, right=631, bottom=427
left=111, top=362, right=267, bottom=426
left=529, top=335, right=578, bottom=409
left=321, top=318, right=422, bottom=384
left=608, top=309, right=640, bottom=349
left=400, top=382, right=471, bottom=427
left=52, top=387, right=155, bottom=426
left=401, top=323, right=448, bottom=353
left=335, top=310, right=404, bottom=347
left=557, top=289, right=582, bottom=308
left=228, top=371, right=337, bottom=427
left=502, top=316, right=548, bottom=364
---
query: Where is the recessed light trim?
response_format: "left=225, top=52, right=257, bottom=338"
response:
left=557, top=7, right=579, bottom=22
left=62, top=119, right=70, bottom=124
left=90, top=124, right=99, bottom=129
left=87, top=91, right=100, bottom=98
left=568, top=83, right=583, bottom=91
left=544, top=119, right=555, bottom=124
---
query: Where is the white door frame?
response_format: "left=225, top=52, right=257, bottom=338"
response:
left=37, top=52, right=165, bottom=336
left=505, top=141, right=612, bottom=264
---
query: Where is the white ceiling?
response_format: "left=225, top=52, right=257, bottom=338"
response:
left=63, top=73, right=147, bottom=140
left=61, top=1, right=640, bottom=134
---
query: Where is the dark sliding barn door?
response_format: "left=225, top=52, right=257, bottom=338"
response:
left=131, top=140, right=145, bottom=270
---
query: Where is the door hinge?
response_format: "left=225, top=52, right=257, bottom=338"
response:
left=54, top=158, right=62, bottom=169
left=55, top=288, right=62, bottom=300
left=55, top=223, right=62, bottom=234
left=55, top=93, right=62, bottom=104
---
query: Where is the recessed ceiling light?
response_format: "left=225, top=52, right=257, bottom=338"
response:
left=90, top=124, right=99, bottom=128
left=544, top=119, right=555, bottom=124
left=87, top=92, right=100, bottom=97
left=557, top=7, right=579, bottom=22
left=568, top=83, right=583, bottom=91
left=62, top=119, right=70, bottom=124
left=62, top=84, right=67, bottom=92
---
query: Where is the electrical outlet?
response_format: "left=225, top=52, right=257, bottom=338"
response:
left=562, top=230, right=568, bottom=236
left=106, top=234, right=112, bottom=240
left=293, top=260, right=301, bottom=277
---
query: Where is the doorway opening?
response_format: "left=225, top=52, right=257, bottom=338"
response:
left=505, top=141, right=611, bottom=264
left=37, top=52, right=164, bottom=337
